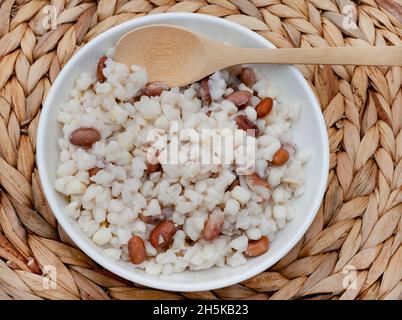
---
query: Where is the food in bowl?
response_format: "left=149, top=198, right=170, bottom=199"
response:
left=53, top=46, right=311, bottom=276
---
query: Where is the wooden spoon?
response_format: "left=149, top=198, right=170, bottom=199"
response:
left=115, top=25, right=402, bottom=87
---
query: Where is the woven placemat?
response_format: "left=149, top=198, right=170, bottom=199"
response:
left=0, top=0, right=401, bottom=301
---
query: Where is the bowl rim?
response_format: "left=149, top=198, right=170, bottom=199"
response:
left=37, top=12, right=329, bottom=292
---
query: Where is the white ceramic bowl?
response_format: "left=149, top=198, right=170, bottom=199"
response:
left=37, top=13, right=329, bottom=292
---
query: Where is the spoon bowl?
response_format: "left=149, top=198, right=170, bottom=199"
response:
left=116, top=25, right=209, bottom=87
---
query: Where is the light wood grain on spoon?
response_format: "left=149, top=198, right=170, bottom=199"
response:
left=115, top=25, right=402, bottom=87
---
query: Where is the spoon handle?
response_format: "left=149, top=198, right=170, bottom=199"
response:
left=232, top=46, right=402, bottom=66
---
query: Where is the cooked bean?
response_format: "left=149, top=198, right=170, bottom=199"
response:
left=128, top=236, right=146, bottom=265
left=97, top=56, right=107, bottom=83
left=199, top=78, right=212, bottom=105
left=203, top=211, right=224, bottom=241
left=150, top=220, right=177, bottom=249
left=247, top=172, right=271, bottom=189
left=240, top=67, right=256, bottom=87
left=88, top=167, right=101, bottom=177
left=142, top=81, right=169, bottom=96
left=146, top=161, right=161, bottom=174
left=244, top=236, right=269, bottom=257
left=69, top=128, right=101, bottom=147
left=225, top=91, right=252, bottom=109
left=235, top=115, right=259, bottom=137
left=139, top=213, right=159, bottom=224
left=271, top=148, right=290, bottom=166
left=255, top=97, right=273, bottom=118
